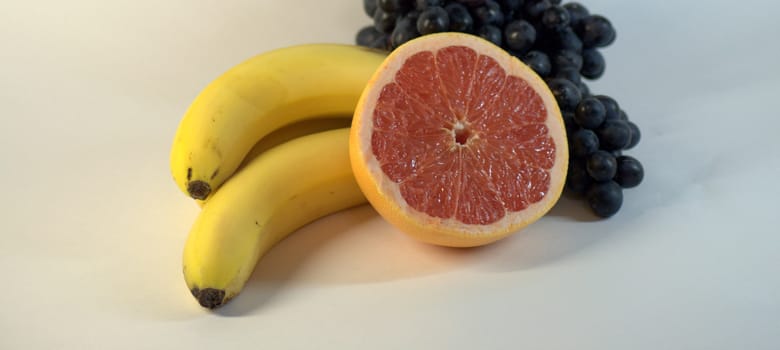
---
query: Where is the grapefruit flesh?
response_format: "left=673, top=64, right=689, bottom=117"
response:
left=351, top=33, right=568, bottom=247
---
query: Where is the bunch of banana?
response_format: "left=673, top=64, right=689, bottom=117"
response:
left=171, top=44, right=387, bottom=308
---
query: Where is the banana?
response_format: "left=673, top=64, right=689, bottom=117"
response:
left=182, top=128, right=366, bottom=309
left=170, top=44, right=387, bottom=200
left=193, top=117, right=353, bottom=208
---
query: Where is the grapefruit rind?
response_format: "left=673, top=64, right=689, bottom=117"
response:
left=350, top=33, right=569, bottom=247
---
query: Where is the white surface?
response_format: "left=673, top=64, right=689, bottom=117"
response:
left=1, top=1, right=779, bottom=349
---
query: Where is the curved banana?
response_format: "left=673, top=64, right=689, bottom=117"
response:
left=170, top=44, right=387, bottom=200
left=182, top=128, right=366, bottom=309
left=193, top=117, right=353, bottom=208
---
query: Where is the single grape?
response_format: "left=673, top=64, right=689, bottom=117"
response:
left=552, top=49, right=583, bottom=71
left=445, top=3, right=475, bottom=32
left=374, top=8, right=398, bottom=33
left=504, top=20, right=536, bottom=53
left=554, top=66, right=581, bottom=85
left=368, top=34, right=390, bottom=50
left=379, top=0, right=412, bottom=13
left=562, top=2, right=589, bottom=29
left=586, top=180, right=623, bottom=217
left=523, top=50, right=552, bottom=77
left=541, top=5, right=570, bottom=30
left=586, top=150, right=617, bottom=181
left=614, top=155, right=644, bottom=188
left=574, top=96, right=606, bottom=129
left=566, top=158, right=592, bottom=195
left=472, top=0, right=505, bottom=27
left=364, top=0, right=379, bottom=18
left=577, top=81, right=590, bottom=97
left=476, top=24, right=502, bottom=46
left=499, top=0, right=524, bottom=12
left=625, top=120, right=641, bottom=149
left=571, top=128, right=600, bottom=157
left=356, top=26, right=384, bottom=47
left=580, top=48, right=605, bottom=79
left=594, top=95, right=620, bottom=121
left=578, top=15, right=616, bottom=48
left=391, top=14, right=420, bottom=48
left=546, top=78, right=582, bottom=112
left=523, top=0, right=551, bottom=20
left=415, top=0, right=443, bottom=11
left=456, top=0, right=487, bottom=7
left=417, top=6, right=450, bottom=34
left=595, top=119, right=632, bottom=151
left=551, top=27, right=583, bottom=52
left=562, top=112, right=579, bottom=136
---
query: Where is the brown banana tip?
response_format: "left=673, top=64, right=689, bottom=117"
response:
left=187, top=180, right=211, bottom=200
left=191, top=287, right=226, bottom=309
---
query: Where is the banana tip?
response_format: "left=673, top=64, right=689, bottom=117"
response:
left=187, top=180, right=211, bottom=200
left=191, top=287, right=226, bottom=309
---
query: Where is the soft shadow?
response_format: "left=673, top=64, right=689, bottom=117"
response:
left=216, top=196, right=617, bottom=315
left=546, top=191, right=601, bottom=222
left=470, top=195, right=618, bottom=272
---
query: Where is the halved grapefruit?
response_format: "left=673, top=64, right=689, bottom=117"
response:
left=350, top=33, right=568, bottom=247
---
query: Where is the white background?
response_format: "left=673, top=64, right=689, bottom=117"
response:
left=1, top=0, right=779, bottom=349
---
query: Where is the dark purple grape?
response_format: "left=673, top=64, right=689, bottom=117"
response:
left=541, top=5, right=570, bottom=30
left=574, top=96, right=606, bottom=129
left=571, top=128, right=600, bottom=156
left=577, top=81, right=590, bottom=97
left=595, top=119, right=632, bottom=150
left=625, top=120, right=641, bottom=149
left=379, top=0, right=412, bottom=13
left=581, top=48, right=605, bottom=79
left=522, top=50, right=551, bottom=77
left=554, top=66, right=581, bottom=84
left=551, top=27, right=583, bottom=52
left=472, top=0, right=505, bottom=27
left=476, top=24, right=502, bottom=46
left=391, top=14, right=420, bottom=48
left=546, top=78, right=582, bottom=112
left=356, top=26, right=384, bottom=47
left=594, top=95, right=620, bottom=121
left=445, top=3, right=474, bottom=32
left=364, top=0, right=379, bottom=18
left=368, top=33, right=390, bottom=50
left=456, top=0, right=486, bottom=7
left=562, top=2, right=589, bottom=29
left=523, top=0, right=551, bottom=20
left=552, top=49, right=583, bottom=71
left=586, top=180, right=623, bottom=217
left=499, top=0, right=524, bottom=12
left=374, top=8, right=398, bottom=33
left=586, top=150, right=617, bottom=181
left=566, top=158, right=591, bottom=195
left=417, top=6, right=450, bottom=34
left=619, top=109, right=629, bottom=120
left=563, top=112, right=578, bottom=136
left=415, top=0, right=443, bottom=11
left=504, top=20, right=536, bottom=53
left=579, top=15, right=616, bottom=48
left=614, top=156, right=644, bottom=188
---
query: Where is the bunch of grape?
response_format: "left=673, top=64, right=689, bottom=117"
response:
left=355, top=0, right=643, bottom=218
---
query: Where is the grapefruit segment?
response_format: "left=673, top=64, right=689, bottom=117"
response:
left=350, top=33, right=569, bottom=247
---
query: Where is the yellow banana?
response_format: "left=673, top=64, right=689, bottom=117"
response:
left=170, top=44, right=387, bottom=200
left=182, top=128, right=365, bottom=309
left=193, top=117, right=352, bottom=208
